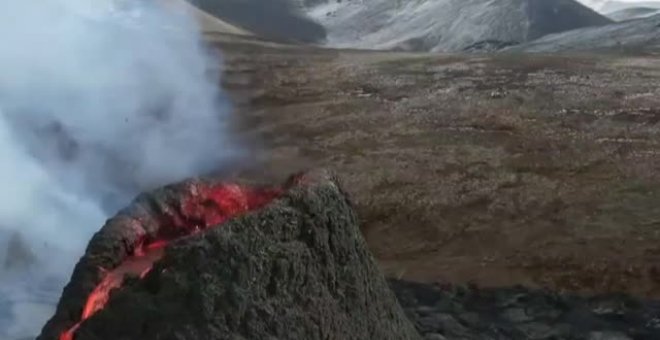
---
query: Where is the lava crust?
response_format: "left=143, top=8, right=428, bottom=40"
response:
left=41, top=175, right=283, bottom=340
left=38, top=170, right=420, bottom=340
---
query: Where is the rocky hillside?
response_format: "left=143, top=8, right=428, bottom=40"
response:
left=606, top=6, right=660, bottom=21
left=166, top=0, right=251, bottom=35
left=506, top=13, right=660, bottom=52
left=303, top=0, right=612, bottom=52
left=189, top=0, right=326, bottom=43
left=596, top=0, right=660, bottom=13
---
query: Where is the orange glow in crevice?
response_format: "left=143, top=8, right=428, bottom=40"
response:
left=59, top=183, right=282, bottom=340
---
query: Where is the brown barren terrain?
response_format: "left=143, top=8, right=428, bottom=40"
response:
left=213, top=33, right=660, bottom=298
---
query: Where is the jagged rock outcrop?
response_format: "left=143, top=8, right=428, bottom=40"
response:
left=38, top=170, right=420, bottom=340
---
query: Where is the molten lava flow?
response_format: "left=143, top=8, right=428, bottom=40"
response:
left=60, top=182, right=282, bottom=340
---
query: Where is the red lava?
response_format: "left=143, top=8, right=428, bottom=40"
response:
left=60, top=183, right=282, bottom=340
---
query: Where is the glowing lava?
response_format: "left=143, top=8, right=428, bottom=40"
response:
left=60, top=182, right=282, bottom=340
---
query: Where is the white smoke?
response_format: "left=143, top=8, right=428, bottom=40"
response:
left=0, top=0, right=235, bottom=338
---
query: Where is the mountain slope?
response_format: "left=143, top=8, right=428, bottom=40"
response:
left=165, top=0, right=251, bottom=35
left=189, top=0, right=326, bottom=43
left=305, top=0, right=612, bottom=52
left=506, top=13, right=660, bottom=52
left=606, top=6, right=660, bottom=21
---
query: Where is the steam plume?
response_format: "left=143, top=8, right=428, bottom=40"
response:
left=0, top=0, right=234, bottom=338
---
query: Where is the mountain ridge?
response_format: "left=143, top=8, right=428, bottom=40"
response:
left=303, top=0, right=612, bottom=52
left=506, top=13, right=660, bottom=52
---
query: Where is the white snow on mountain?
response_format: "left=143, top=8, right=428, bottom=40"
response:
left=577, top=0, right=660, bottom=12
left=304, top=0, right=611, bottom=52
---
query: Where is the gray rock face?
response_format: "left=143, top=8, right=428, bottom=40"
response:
left=38, top=170, right=421, bottom=340
left=304, top=0, right=611, bottom=52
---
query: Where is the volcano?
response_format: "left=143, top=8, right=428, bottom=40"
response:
left=38, top=169, right=420, bottom=340
left=42, top=174, right=284, bottom=340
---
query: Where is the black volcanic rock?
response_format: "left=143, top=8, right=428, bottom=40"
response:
left=38, top=170, right=420, bottom=340
left=391, top=280, right=660, bottom=340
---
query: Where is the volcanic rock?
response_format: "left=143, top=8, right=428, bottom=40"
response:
left=391, top=280, right=660, bottom=340
left=38, top=170, right=420, bottom=340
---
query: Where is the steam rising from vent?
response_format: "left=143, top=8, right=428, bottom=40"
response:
left=0, top=1, right=235, bottom=338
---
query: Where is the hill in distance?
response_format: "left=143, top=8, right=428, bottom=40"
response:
left=506, top=13, right=660, bottom=52
left=188, top=0, right=326, bottom=43
left=303, top=0, right=612, bottom=52
left=605, top=6, right=660, bottom=21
